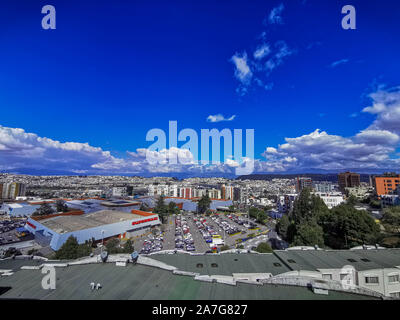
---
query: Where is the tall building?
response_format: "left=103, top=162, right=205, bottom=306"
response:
left=221, top=184, right=234, bottom=200
left=295, top=177, right=312, bottom=193
left=314, top=182, right=334, bottom=193
left=179, top=187, right=192, bottom=199
left=338, top=172, right=360, bottom=192
left=372, top=173, right=400, bottom=196
left=0, top=182, right=26, bottom=199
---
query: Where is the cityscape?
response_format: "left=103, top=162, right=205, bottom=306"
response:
left=1, top=0, right=400, bottom=307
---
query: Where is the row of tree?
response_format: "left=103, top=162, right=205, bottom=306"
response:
left=32, top=200, right=69, bottom=217
left=54, top=236, right=135, bottom=260
left=276, top=188, right=380, bottom=249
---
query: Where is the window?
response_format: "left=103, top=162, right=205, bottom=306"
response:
left=211, top=263, right=218, bottom=268
left=347, top=258, right=357, bottom=263
left=340, top=274, right=349, bottom=280
left=287, top=259, right=296, bottom=264
left=365, top=276, right=379, bottom=284
left=196, top=263, right=203, bottom=268
left=388, top=274, right=400, bottom=283
left=361, top=258, right=370, bottom=262
left=322, top=274, right=332, bottom=280
left=273, top=262, right=282, bottom=267
left=389, top=292, right=400, bottom=298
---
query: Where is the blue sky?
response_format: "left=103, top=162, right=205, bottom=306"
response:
left=1, top=0, right=400, bottom=176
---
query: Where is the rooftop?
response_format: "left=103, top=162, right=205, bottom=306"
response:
left=0, top=259, right=377, bottom=300
left=39, top=210, right=145, bottom=234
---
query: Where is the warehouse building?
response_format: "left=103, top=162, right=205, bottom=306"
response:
left=24, top=209, right=160, bottom=250
left=0, top=202, right=40, bottom=217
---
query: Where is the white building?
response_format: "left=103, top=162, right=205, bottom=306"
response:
left=315, top=192, right=344, bottom=209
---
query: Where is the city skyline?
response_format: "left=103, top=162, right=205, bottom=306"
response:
left=1, top=0, right=400, bottom=176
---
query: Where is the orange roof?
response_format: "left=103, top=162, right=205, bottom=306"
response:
left=131, top=209, right=156, bottom=217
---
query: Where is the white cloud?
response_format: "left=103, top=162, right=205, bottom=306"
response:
left=253, top=43, right=271, bottom=60
left=230, top=52, right=252, bottom=85
left=267, top=3, right=285, bottom=25
left=330, top=59, right=349, bottom=68
left=362, top=86, right=400, bottom=134
left=206, top=114, right=236, bottom=123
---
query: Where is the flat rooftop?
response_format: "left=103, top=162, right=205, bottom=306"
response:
left=274, top=249, right=400, bottom=271
left=100, top=200, right=141, bottom=207
left=39, top=210, right=146, bottom=234
left=0, top=260, right=377, bottom=300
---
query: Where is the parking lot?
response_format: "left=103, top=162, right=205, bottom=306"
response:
left=132, top=212, right=270, bottom=254
left=0, top=218, right=29, bottom=246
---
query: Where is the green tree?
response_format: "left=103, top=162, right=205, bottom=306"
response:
left=319, top=204, right=380, bottom=249
left=276, top=215, right=291, bottom=240
left=255, top=242, right=273, bottom=253
left=54, top=235, right=89, bottom=260
left=56, top=199, right=69, bottom=213
left=346, top=195, right=358, bottom=207
left=153, top=196, right=168, bottom=223
left=292, top=219, right=324, bottom=247
left=105, top=238, right=121, bottom=254
left=198, top=194, right=211, bottom=215
left=168, top=201, right=180, bottom=215
left=291, top=188, right=329, bottom=224
left=32, top=203, right=55, bottom=216
left=220, top=245, right=231, bottom=251
left=123, top=239, right=134, bottom=253
left=382, top=206, right=400, bottom=227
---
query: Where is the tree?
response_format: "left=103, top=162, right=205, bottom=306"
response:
left=346, top=195, right=358, bottom=206
left=382, top=206, right=400, bottom=227
left=105, top=238, right=121, bottom=254
left=276, top=215, right=290, bottom=240
left=56, top=199, right=69, bottom=213
left=220, top=245, right=231, bottom=252
left=198, top=194, right=211, bottom=215
left=292, top=219, right=324, bottom=247
left=255, top=242, right=273, bottom=253
left=139, top=202, right=150, bottom=212
left=291, top=188, right=329, bottom=224
left=32, top=203, right=55, bottom=216
left=168, top=201, right=180, bottom=215
left=54, top=235, right=91, bottom=260
left=319, top=204, right=380, bottom=249
left=153, top=196, right=168, bottom=223
left=123, top=239, right=134, bottom=253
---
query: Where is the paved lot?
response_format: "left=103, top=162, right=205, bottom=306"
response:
left=120, top=213, right=274, bottom=254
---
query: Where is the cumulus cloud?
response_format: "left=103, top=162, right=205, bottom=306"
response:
left=1, top=85, right=399, bottom=175
left=362, top=86, right=400, bottom=134
left=206, top=114, right=236, bottom=123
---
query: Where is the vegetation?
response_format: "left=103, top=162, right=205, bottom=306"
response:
left=254, top=242, right=273, bottom=253
left=32, top=203, right=55, bottom=216
left=220, top=245, right=231, bottom=251
left=249, top=207, right=267, bottom=224
left=153, top=196, right=168, bottom=223
left=139, top=202, right=150, bottom=212
left=106, top=238, right=135, bottom=254
left=168, top=201, right=180, bottom=215
left=197, top=194, right=211, bottom=215
left=54, top=236, right=92, bottom=260
left=275, top=188, right=380, bottom=249
left=56, top=199, right=69, bottom=213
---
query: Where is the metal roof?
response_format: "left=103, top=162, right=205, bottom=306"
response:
left=0, top=261, right=376, bottom=300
